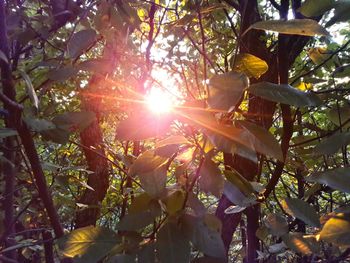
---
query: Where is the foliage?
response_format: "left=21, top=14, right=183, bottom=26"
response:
left=1, top=0, right=350, bottom=262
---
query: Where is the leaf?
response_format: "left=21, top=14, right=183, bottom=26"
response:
left=326, top=0, right=350, bottom=27
left=237, top=120, right=283, bottom=161
left=313, top=132, right=350, bottom=155
left=298, top=0, right=335, bottom=17
left=179, top=110, right=257, bottom=160
left=155, top=135, right=190, bottom=148
left=20, top=71, right=39, bottom=109
left=224, top=205, right=246, bottom=214
left=264, top=214, right=288, bottom=237
left=129, top=150, right=168, bottom=176
left=248, top=19, right=329, bottom=36
left=57, top=226, right=119, bottom=263
left=138, top=164, right=168, bottom=197
left=199, top=158, right=224, bottom=197
left=161, top=189, right=186, bottom=215
left=0, top=128, right=18, bottom=138
left=52, top=111, right=96, bottom=132
left=233, top=53, right=268, bottom=79
left=78, top=59, right=112, bottom=75
left=207, top=131, right=257, bottom=163
left=24, top=118, right=56, bottom=132
left=115, top=211, right=157, bottom=231
left=249, top=82, right=322, bottom=107
left=48, top=66, right=79, bottom=81
left=157, top=222, right=190, bottom=263
left=319, top=213, right=350, bottom=246
left=327, top=105, right=350, bottom=129
left=129, top=193, right=153, bottom=214
left=282, top=198, right=320, bottom=227
left=223, top=170, right=256, bottom=207
left=282, top=233, right=319, bottom=255
left=192, top=215, right=226, bottom=259
left=67, top=29, right=97, bottom=59
left=116, top=113, right=173, bottom=141
left=208, top=72, right=249, bottom=111
left=0, top=50, right=8, bottom=64
left=306, top=167, right=350, bottom=193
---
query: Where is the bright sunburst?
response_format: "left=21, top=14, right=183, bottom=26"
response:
left=145, top=87, right=174, bottom=114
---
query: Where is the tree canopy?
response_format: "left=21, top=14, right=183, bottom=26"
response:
left=1, top=0, right=350, bottom=262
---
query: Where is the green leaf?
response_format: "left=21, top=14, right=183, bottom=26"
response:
left=199, top=158, right=224, bottom=197
left=282, top=233, right=319, bottom=255
left=52, top=111, right=96, bottom=132
left=157, top=221, right=190, bottom=263
left=0, top=128, right=18, bottom=138
left=281, top=198, right=320, bottom=227
left=233, top=53, right=268, bottom=79
left=138, top=164, right=168, bottom=197
left=161, top=189, right=186, bottom=215
left=0, top=50, right=8, bottom=64
left=248, top=19, right=329, bottom=36
left=264, top=214, right=288, bottom=237
left=237, top=120, right=283, bottom=161
left=24, top=118, right=55, bottom=132
left=57, top=226, right=119, bottom=263
left=208, top=72, right=249, bottom=111
left=313, top=132, right=350, bottom=155
left=78, top=59, right=112, bottom=75
left=115, top=211, right=157, bottom=231
left=192, top=215, right=226, bottom=259
left=326, top=0, right=350, bottom=27
left=67, top=29, right=97, bottom=59
left=179, top=110, right=257, bottom=160
left=327, top=105, right=350, bottom=129
left=319, top=213, right=350, bottom=246
left=129, top=193, right=153, bottom=214
left=207, top=131, right=257, bottom=163
left=129, top=150, right=168, bottom=176
left=306, top=167, right=350, bottom=193
left=20, top=71, right=39, bottom=109
left=223, top=170, right=256, bottom=207
left=298, top=0, right=335, bottom=17
left=116, top=113, right=173, bottom=141
left=48, top=66, right=79, bottom=81
left=249, top=82, right=321, bottom=107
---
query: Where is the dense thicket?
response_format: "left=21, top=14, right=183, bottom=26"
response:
left=1, top=0, right=350, bottom=262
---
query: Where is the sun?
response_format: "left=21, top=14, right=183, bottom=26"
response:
left=145, top=87, right=174, bottom=114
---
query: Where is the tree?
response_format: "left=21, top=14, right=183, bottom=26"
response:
left=1, top=0, right=350, bottom=262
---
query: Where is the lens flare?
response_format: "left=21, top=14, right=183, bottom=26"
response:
left=145, top=88, right=174, bottom=114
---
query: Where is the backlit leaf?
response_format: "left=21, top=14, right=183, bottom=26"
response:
left=249, top=82, right=322, bottom=107
left=237, top=120, right=283, bottom=161
left=282, top=233, right=319, bottom=255
left=129, top=150, right=168, bottom=176
left=319, top=213, right=350, bottom=246
left=161, top=189, right=186, bottom=215
left=208, top=72, right=249, bottom=111
left=199, top=158, right=224, bottom=197
left=282, top=198, right=320, bottom=227
left=233, top=53, right=268, bottom=79
left=248, top=19, right=329, bottom=36
left=116, top=113, right=173, bottom=141
left=57, top=226, right=118, bottom=263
